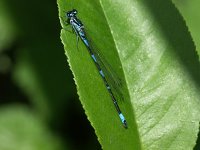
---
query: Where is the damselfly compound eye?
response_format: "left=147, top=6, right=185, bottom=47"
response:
left=72, top=9, right=77, bottom=15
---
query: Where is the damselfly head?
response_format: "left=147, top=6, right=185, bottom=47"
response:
left=67, top=9, right=78, bottom=18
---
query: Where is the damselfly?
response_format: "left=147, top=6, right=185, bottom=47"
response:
left=65, top=9, right=127, bottom=128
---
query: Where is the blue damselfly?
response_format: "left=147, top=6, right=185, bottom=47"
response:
left=65, top=9, right=127, bottom=128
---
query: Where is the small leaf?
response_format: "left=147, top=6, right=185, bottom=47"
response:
left=172, top=0, right=200, bottom=58
left=0, top=0, right=17, bottom=50
left=0, top=105, right=67, bottom=150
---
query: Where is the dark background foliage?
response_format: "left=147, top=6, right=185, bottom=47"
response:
left=0, top=0, right=101, bottom=149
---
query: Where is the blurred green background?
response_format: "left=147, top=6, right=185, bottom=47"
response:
left=0, top=0, right=101, bottom=149
left=0, top=0, right=199, bottom=150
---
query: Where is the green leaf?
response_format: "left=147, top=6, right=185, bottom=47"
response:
left=0, top=0, right=17, bottom=50
left=172, top=0, right=200, bottom=58
left=0, top=105, right=67, bottom=150
left=58, top=0, right=200, bottom=149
